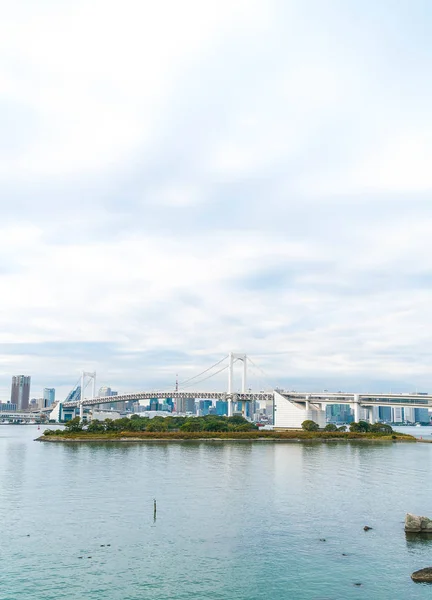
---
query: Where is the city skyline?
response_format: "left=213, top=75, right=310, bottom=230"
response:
left=1, top=1, right=432, bottom=399
left=1, top=361, right=432, bottom=405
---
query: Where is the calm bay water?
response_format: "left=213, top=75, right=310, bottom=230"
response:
left=394, top=425, right=432, bottom=438
left=1, top=427, right=432, bottom=599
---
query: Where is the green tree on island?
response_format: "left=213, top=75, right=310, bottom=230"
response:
left=301, top=420, right=319, bottom=431
left=349, top=420, right=370, bottom=432
left=64, top=416, right=83, bottom=433
left=86, top=419, right=105, bottom=433
left=370, top=423, right=393, bottom=434
left=323, top=423, right=338, bottom=432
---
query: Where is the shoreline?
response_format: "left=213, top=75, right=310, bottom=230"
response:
left=36, top=433, right=416, bottom=444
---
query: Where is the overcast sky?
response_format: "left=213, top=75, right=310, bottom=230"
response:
left=1, top=0, right=432, bottom=400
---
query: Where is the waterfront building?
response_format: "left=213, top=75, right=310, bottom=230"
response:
left=273, top=392, right=326, bottom=429
left=43, top=388, right=55, bottom=407
left=414, top=408, right=430, bottom=424
left=0, top=402, right=17, bottom=411
left=92, top=410, right=121, bottom=421
left=392, top=407, right=404, bottom=422
left=359, top=407, right=369, bottom=421
left=378, top=406, right=392, bottom=422
left=404, top=407, right=415, bottom=423
left=11, top=375, right=31, bottom=410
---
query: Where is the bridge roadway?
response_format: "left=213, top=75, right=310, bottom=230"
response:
left=62, top=390, right=432, bottom=410
left=63, top=391, right=274, bottom=409
left=284, top=392, right=432, bottom=408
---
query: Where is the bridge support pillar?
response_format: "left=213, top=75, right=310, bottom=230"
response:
left=368, top=407, right=376, bottom=425
left=79, top=402, right=84, bottom=422
left=227, top=395, right=233, bottom=417
left=352, top=394, right=361, bottom=422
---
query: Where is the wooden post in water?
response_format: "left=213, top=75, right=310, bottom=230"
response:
left=153, top=499, right=157, bottom=521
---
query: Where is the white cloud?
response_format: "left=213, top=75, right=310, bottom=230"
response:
left=1, top=0, right=432, bottom=399
left=0, top=0, right=272, bottom=179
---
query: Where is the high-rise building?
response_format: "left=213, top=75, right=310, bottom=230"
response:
left=216, top=400, right=228, bottom=416
left=404, top=407, right=415, bottom=423
left=185, top=398, right=196, bottom=414
left=392, top=407, right=404, bottom=422
left=198, top=400, right=212, bottom=416
left=43, top=388, right=55, bottom=407
left=149, top=399, right=160, bottom=411
left=378, top=406, right=392, bottom=422
left=31, top=398, right=45, bottom=410
left=11, top=375, right=31, bottom=410
left=98, top=386, right=112, bottom=397
left=326, top=404, right=353, bottom=423
left=176, top=397, right=186, bottom=413
left=97, top=387, right=124, bottom=411
left=415, top=408, right=430, bottom=424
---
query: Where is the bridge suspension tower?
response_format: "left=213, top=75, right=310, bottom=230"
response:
left=79, top=371, right=96, bottom=421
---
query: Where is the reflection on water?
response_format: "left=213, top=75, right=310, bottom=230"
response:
left=1, top=427, right=432, bottom=599
left=406, top=532, right=432, bottom=546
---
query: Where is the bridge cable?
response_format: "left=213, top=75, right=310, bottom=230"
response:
left=247, top=356, right=279, bottom=390
left=177, top=355, right=229, bottom=387
left=179, top=362, right=233, bottom=390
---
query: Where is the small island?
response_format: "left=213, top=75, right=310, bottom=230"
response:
left=37, top=415, right=415, bottom=443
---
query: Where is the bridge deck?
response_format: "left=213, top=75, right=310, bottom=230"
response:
left=283, top=392, right=432, bottom=408
left=61, top=390, right=432, bottom=410
left=63, top=391, right=274, bottom=409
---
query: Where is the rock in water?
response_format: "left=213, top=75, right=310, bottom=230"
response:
left=405, top=513, right=432, bottom=533
left=411, top=568, right=432, bottom=582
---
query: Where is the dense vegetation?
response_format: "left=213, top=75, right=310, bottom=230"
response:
left=349, top=420, right=393, bottom=434
left=41, top=416, right=414, bottom=442
left=302, top=420, right=394, bottom=434
left=44, top=414, right=258, bottom=435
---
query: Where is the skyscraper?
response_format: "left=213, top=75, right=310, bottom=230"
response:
left=414, top=408, right=430, bottom=424
left=185, top=398, right=196, bottom=414
left=378, top=406, right=392, bottom=422
left=198, top=400, right=212, bottom=415
left=98, top=386, right=112, bottom=397
left=11, top=375, right=31, bottom=410
left=216, top=400, right=228, bottom=416
left=43, top=388, right=55, bottom=407
left=392, top=407, right=404, bottom=422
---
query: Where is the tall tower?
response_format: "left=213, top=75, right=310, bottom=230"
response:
left=43, top=388, right=56, bottom=407
left=11, top=375, right=31, bottom=410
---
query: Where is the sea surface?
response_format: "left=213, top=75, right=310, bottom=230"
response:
left=1, top=426, right=432, bottom=599
left=393, top=425, right=432, bottom=438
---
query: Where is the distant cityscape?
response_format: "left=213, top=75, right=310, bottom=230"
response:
left=0, top=374, right=431, bottom=425
left=0, top=375, right=271, bottom=422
